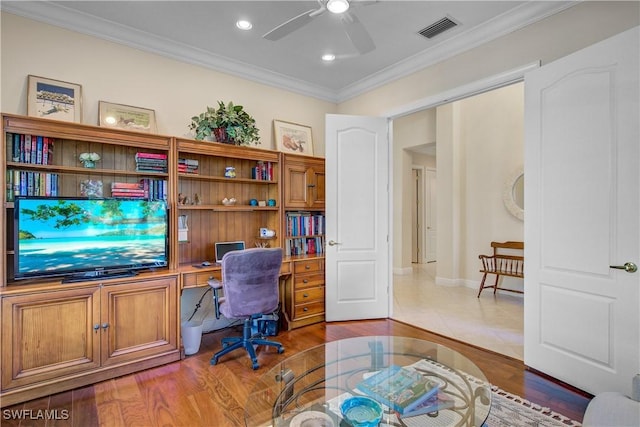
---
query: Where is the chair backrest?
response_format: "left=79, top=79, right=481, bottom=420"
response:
left=220, top=247, right=283, bottom=318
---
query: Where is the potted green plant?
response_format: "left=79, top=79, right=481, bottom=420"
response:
left=189, top=101, right=260, bottom=146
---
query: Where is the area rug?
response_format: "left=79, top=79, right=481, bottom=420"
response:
left=486, top=386, right=582, bottom=427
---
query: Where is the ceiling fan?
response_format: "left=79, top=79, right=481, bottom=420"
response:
left=263, top=0, right=376, bottom=55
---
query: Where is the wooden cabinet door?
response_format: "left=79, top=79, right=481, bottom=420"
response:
left=283, top=156, right=326, bottom=209
left=1, top=287, right=101, bottom=390
left=308, top=167, right=325, bottom=209
left=284, top=162, right=311, bottom=208
left=100, top=277, right=178, bottom=366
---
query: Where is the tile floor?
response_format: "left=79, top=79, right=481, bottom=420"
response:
left=392, top=262, right=524, bottom=360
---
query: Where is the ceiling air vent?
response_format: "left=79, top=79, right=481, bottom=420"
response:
left=418, top=16, right=458, bottom=39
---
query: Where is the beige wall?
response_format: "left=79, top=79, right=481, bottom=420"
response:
left=0, top=11, right=336, bottom=332
left=337, top=2, right=639, bottom=117
left=0, top=13, right=336, bottom=155
left=1, top=2, right=638, bottom=314
left=394, top=83, right=525, bottom=292
left=338, top=1, right=638, bottom=286
left=392, top=109, right=436, bottom=271
left=457, top=82, right=524, bottom=291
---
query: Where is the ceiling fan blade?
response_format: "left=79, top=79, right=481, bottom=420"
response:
left=341, top=12, right=375, bottom=54
left=263, top=8, right=319, bottom=41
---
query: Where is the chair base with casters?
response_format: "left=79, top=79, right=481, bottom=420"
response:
left=210, top=313, right=285, bottom=370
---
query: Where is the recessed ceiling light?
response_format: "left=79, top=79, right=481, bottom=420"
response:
left=327, top=0, right=349, bottom=14
left=322, top=54, right=336, bottom=62
left=236, top=20, right=252, bottom=30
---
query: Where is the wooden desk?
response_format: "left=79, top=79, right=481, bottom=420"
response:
left=178, top=260, right=292, bottom=290
left=177, top=255, right=325, bottom=331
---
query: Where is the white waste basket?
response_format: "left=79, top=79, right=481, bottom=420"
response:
left=181, top=320, right=203, bottom=355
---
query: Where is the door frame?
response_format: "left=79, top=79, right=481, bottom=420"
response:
left=384, top=62, right=539, bottom=276
left=425, top=167, right=437, bottom=263
left=411, top=165, right=424, bottom=264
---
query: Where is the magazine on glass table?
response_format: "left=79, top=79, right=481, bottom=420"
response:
left=355, top=364, right=440, bottom=414
left=325, top=359, right=486, bottom=427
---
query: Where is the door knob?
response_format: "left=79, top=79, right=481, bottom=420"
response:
left=327, top=240, right=341, bottom=246
left=609, top=262, right=638, bottom=273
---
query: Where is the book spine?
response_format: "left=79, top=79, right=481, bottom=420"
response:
left=30, top=135, right=36, bottom=164
left=111, top=182, right=143, bottom=189
left=36, top=136, right=43, bottom=164
left=111, top=191, right=146, bottom=197
left=6, top=170, right=13, bottom=202
left=135, top=152, right=168, bottom=160
left=112, top=189, right=143, bottom=195
left=10, top=134, right=18, bottom=162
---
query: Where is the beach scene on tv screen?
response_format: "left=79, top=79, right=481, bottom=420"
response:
left=17, top=198, right=167, bottom=276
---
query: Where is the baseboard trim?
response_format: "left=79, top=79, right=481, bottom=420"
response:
left=393, top=266, right=414, bottom=275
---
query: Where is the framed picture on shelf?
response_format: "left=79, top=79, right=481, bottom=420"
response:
left=98, top=101, right=157, bottom=133
left=273, top=119, right=314, bottom=155
left=27, top=75, right=83, bottom=123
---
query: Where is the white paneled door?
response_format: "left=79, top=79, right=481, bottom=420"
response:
left=524, top=26, right=639, bottom=395
left=325, top=114, right=390, bottom=321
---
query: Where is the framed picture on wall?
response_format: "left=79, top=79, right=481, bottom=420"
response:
left=27, top=75, right=83, bottom=123
left=98, top=101, right=157, bottom=133
left=273, top=119, right=314, bottom=155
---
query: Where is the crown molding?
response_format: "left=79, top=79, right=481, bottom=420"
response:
left=0, top=1, right=341, bottom=103
left=336, top=1, right=578, bottom=103
left=1, top=1, right=577, bottom=104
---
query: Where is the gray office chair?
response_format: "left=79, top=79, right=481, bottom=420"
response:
left=208, top=247, right=284, bottom=369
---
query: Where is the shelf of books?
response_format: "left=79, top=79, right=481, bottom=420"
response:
left=284, top=211, right=325, bottom=256
left=2, top=114, right=174, bottom=285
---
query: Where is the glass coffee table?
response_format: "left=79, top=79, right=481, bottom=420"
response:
left=245, top=336, right=492, bottom=426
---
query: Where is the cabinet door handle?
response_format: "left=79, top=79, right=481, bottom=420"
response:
left=305, top=265, right=311, bottom=270
left=101, top=323, right=110, bottom=329
left=303, top=293, right=309, bottom=298
left=93, top=324, right=100, bottom=332
left=303, top=279, right=309, bottom=283
left=303, top=307, right=309, bottom=312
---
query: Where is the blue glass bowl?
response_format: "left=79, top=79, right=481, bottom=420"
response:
left=340, top=396, right=383, bottom=427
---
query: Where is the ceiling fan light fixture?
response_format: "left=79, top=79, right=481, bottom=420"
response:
left=236, top=20, right=253, bottom=30
left=327, top=0, right=349, bottom=14
left=322, top=53, right=336, bottom=62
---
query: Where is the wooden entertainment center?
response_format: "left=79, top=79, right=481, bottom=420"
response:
left=0, top=114, right=325, bottom=406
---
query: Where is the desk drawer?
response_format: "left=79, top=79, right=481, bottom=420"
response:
left=294, top=286, right=324, bottom=305
left=279, top=261, right=292, bottom=275
left=293, top=272, right=324, bottom=289
left=293, top=301, right=324, bottom=319
left=293, top=259, right=324, bottom=274
left=183, top=271, right=220, bottom=288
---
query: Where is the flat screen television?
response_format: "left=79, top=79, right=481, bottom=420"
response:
left=14, top=197, right=168, bottom=282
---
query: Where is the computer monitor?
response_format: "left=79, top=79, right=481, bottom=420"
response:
left=215, top=241, right=245, bottom=263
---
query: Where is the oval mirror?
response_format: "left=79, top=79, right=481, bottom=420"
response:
left=503, top=167, right=524, bottom=221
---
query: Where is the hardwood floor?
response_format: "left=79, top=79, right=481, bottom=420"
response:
left=1, top=319, right=592, bottom=426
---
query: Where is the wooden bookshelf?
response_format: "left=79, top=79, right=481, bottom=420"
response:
left=0, top=114, right=180, bottom=406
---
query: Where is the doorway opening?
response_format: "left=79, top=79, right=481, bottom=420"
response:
left=392, top=81, right=525, bottom=360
